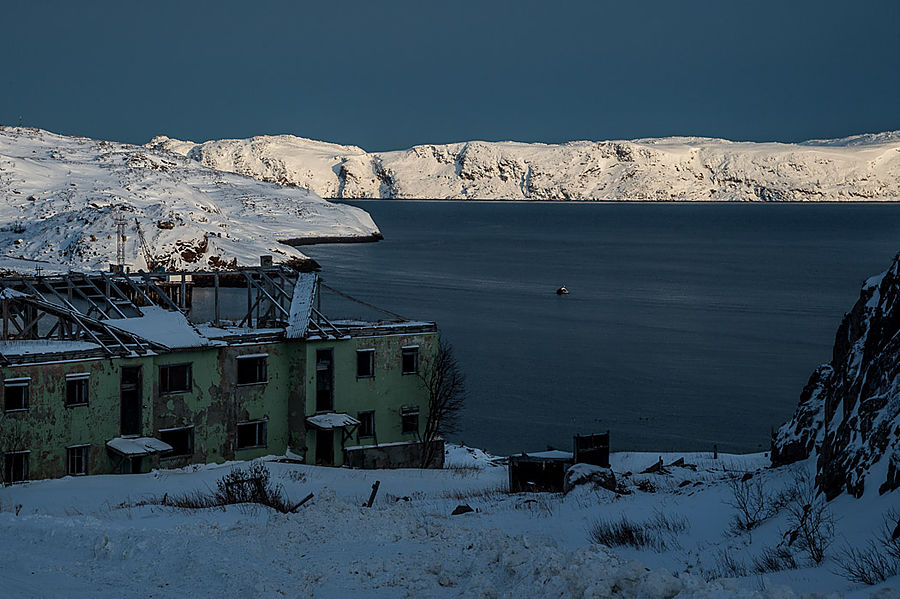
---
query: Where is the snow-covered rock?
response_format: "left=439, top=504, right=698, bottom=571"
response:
left=0, top=127, right=380, bottom=273
left=148, top=131, right=900, bottom=201
left=773, top=254, right=900, bottom=499
left=564, top=463, right=617, bottom=493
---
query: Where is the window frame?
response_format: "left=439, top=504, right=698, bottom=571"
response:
left=401, top=346, right=419, bottom=375
left=401, top=406, right=420, bottom=435
left=236, top=354, right=268, bottom=386
left=66, top=444, right=90, bottom=476
left=356, top=348, right=375, bottom=379
left=357, top=410, right=375, bottom=439
left=3, top=377, right=30, bottom=413
left=158, top=426, right=195, bottom=459
left=65, top=373, right=90, bottom=407
left=236, top=420, right=268, bottom=450
left=159, top=363, right=192, bottom=395
left=4, top=450, right=29, bottom=483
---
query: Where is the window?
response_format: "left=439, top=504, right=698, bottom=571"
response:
left=236, top=420, right=267, bottom=449
left=3, top=378, right=29, bottom=412
left=65, top=373, right=90, bottom=407
left=236, top=354, right=267, bottom=385
left=4, top=451, right=28, bottom=483
left=401, top=346, right=419, bottom=375
left=401, top=407, right=420, bottom=435
left=67, top=445, right=89, bottom=476
left=315, top=349, right=334, bottom=411
left=356, top=349, right=375, bottom=378
left=159, top=427, right=194, bottom=458
left=159, top=364, right=192, bottom=394
left=357, top=411, right=375, bottom=438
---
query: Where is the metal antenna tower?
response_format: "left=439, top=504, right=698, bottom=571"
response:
left=114, top=212, right=127, bottom=269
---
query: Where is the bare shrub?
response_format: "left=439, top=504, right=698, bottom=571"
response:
left=783, top=472, right=834, bottom=564
left=441, top=483, right=508, bottom=501
left=588, top=511, right=688, bottom=551
left=879, top=508, right=900, bottom=562
left=752, top=546, right=798, bottom=573
left=706, top=549, right=748, bottom=579
left=141, top=462, right=305, bottom=514
left=835, top=541, right=899, bottom=585
left=725, top=474, right=770, bottom=535
left=636, top=479, right=656, bottom=493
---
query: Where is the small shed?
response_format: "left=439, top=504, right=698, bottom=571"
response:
left=508, top=450, right=574, bottom=492
left=508, top=432, right=611, bottom=492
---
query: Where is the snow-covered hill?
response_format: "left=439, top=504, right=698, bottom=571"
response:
left=147, top=131, right=900, bottom=201
left=0, top=127, right=380, bottom=273
left=0, top=447, right=896, bottom=597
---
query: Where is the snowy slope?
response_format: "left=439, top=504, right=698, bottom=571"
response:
left=0, top=126, right=380, bottom=273
left=148, top=131, right=900, bottom=201
left=0, top=447, right=896, bottom=597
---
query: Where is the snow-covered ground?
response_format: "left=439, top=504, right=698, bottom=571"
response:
left=0, top=126, right=379, bottom=273
left=147, top=131, right=900, bottom=201
left=1, top=446, right=896, bottom=598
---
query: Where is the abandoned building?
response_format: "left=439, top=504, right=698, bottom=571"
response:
left=0, top=261, right=441, bottom=483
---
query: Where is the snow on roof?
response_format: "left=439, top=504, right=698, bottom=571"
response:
left=106, top=436, right=173, bottom=456
left=0, top=288, right=29, bottom=300
left=517, top=450, right=574, bottom=460
left=0, top=340, right=102, bottom=356
left=285, top=273, right=317, bottom=339
left=306, top=413, right=360, bottom=430
left=105, top=306, right=207, bottom=349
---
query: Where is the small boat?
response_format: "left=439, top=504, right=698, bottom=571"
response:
left=556, top=286, right=569, bottom=295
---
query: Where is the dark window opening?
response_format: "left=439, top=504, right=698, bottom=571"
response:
left=159, top=427, right=194, bottom=458
left=315, top=349, right=334, bottom=412
left=3, top=379, right=29, bottom=412
left=357, top=411, right=375, bottom=439
left=236, top=420, right=267, bottom=449
left=67, top=445, right=89, bottom=476
left=236, top=355, right=267, bottom=385
left=356, top=349, right=375, bottom=378
left=159, top=364, right=192, bottom=394
left=401, top=346, right=419, bottom=375
left=4, top=451, right=28, bottom=483
left=66, top=376, right=89, bottom=407
left=401, top=407, right=420, bottom=435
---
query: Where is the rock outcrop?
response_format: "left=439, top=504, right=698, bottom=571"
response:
left=772, top=254, right=900, bottom=499
left=148, top=131, right=900, bottom=202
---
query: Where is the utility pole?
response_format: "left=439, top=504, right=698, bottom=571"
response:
left=114, top=212, right=127, bottom=271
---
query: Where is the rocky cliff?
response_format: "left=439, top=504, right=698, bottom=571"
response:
left=147, top=132, right=900, bottom=201
left=772, top=254, right=900, bottom=499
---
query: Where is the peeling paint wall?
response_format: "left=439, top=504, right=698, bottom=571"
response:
left=1, top=329, right=432, bottom=480
left=304, top=332, right=438, bottom=467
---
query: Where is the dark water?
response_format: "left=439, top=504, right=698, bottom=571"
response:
left=303, top=202, right=900, bottom=455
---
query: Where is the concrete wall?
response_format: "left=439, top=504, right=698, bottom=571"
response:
left=344, top=439, right=444, bottom=469
left=1, top=330, right=435, bottom=480
left=304, top=332, right=437, bottom=467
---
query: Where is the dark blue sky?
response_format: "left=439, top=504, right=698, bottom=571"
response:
left=2, top=1, right=898, bottom=150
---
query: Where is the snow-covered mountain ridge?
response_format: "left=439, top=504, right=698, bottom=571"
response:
left=0, top=127, right=380, bottom=273
left=147, top=131, right=900, bottom=201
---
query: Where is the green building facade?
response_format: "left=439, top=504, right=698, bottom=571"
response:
left=0, top=267, right=440, bottom=482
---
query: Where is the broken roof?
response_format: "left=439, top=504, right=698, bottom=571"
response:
left=105, top=306, right=207, bottom=350
left=285, top=272, right=317, bottom=339
left=306, top=413, right=360, bottom=430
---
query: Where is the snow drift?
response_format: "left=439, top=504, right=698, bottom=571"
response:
left=0, top=127, right=380, bottom=273
left=772, top=253, right=900, bottom=499
left=147, top=131, right=900, bottom=201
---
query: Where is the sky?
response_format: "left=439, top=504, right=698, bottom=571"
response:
left=1, top=0, right=898, bottom=150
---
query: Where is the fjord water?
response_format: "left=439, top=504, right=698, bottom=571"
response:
left=304, top=202, right=900, bottom=456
